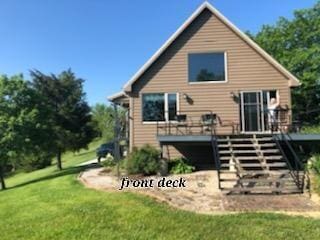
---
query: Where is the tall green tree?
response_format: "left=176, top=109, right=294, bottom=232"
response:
left=0, top=75, right=43, bottom=190
left=249, top=1, right=320, bottom=124
left=30, top=69, right=95, bottom=170
left=91, top=103, right=127, bottom=144
left=91, top=104, right=114, bottom=142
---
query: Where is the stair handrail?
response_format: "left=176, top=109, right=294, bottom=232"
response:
left=279, top=131, right=310, bottom=193
left=210, top=125, right=221, bottom=189
left=271, top=113, right=306, bottom=192
left=273, top=134, right=301, bottom=190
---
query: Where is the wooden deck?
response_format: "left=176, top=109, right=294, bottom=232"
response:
left=157, top=133, right=320, bottom=143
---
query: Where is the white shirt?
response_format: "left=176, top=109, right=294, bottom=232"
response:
left=268, top=104, right=277, bottom=123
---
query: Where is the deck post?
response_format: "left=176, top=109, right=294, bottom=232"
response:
left=113, top=103, right=121, bottom=179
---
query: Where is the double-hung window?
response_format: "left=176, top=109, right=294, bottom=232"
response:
left=188, top=52, right=226, bottom=82
left=142, top=93, right=178, bottom=122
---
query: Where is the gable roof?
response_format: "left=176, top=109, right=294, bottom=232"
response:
left=108, top=91, right=126, bottom=101
left=122, top=1, right=300, bottom=92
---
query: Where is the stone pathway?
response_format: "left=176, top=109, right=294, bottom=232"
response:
left=79, top=167, right=320, bottom=217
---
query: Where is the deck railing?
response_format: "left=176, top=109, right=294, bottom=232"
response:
left=156, top=110, right=222, bottom=187
left=156, top=110, right=217, bottom=136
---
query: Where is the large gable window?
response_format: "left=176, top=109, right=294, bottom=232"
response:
left=142, top=93, right=178, bottom=122
left=188, top=52, right=226, bottom=82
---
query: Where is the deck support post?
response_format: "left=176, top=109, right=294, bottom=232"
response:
left=113, top=103, right=121, bottom=179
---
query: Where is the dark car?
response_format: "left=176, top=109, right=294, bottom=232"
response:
left=96, top=142, right=124, bottom=162
left=96, top=142, right=114, bottom=161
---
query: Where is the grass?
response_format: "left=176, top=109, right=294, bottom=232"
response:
left=301, top=125, right=320, bottom=134
left=1, top=140, right=320, bottom=239
left=6, top=138, right=103, bottom=188
left=310, top=154, right=320, bottom=194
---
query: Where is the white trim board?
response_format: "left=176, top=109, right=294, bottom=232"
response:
left=108, top=91, right=127, bottom=101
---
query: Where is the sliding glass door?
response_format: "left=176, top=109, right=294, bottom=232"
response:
left=241, top=91, right=263, bottom=132
left=240, top=90, right=277, bottom=133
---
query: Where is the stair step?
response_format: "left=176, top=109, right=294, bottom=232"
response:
left=219, top=170, right=290, bottom=175
left=216, top=135, right=304, bottom=195
left=218, top=143, right=276, bottom=148
left=219, top=150, right=257, bottom=154
left=221, top=187, right=301, bottom=193
left=239, top=178, right=287, bottom=183
left=218, top=138, right=255, bottom=142
left=220, top=163, right=287, bottom=168
left=220, top=177, right=293, bottom=182
left=219, top=155, right=283, bottom=160
left=220, top=178, right=239, bottom=182
left=256, top=137, right=274, bottom=141
left=219, top=149, right=279, bottom=154
left=259, top=143, right=277, bottom=147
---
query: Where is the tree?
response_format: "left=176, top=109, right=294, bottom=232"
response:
left=91, top=104, right=114, bottom=142
left=30, top=69, right=95, bottom=170
left=91, top=103, right=128, bottom=144
left=249, top=1, right=320, bottom=124
left=0, top=75, right=42, bottom=190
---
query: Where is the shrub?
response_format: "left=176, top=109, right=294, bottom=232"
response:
left=311, top=154, right=320, bottom=174
left=126, top=144, right=160, bottom=175
left=169, top=157, right=195, bottom=174
left=301, top=125, right=320, bottom=134
left=102, top=154, right=116, bottom=168
left=20, top=152, right=53, bottom=172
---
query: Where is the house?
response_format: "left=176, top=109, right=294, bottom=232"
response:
left=109, top=2, right=307, bottom=194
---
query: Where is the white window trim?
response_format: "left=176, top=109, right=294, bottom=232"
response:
left=188, top=51, right=228, bottom=84
left=164, top=93, right=169, bottom=122
left=142, top=92, right=179, bottom=124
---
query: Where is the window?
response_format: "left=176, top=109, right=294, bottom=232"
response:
left=142, top=93, right=178, bottom=122
left=168, top=93, right=177, bottom=121
left=142, top=93, right=165, bottom=121
left=188, top=52, right=226, bottom=82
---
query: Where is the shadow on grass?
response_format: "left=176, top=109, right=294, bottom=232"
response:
left=71, top=149, right=96, bottom=157
left=7, top=163, right=102, bottom=190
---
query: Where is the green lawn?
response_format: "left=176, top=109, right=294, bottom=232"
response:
left=301, top=125, right=320, bottom=134
left=1, top=140, right=320, bottom=239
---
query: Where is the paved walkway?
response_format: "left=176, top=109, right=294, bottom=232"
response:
left=77, top=158, right=107, bottom=166
left=79, top=167, right=320, bottom=217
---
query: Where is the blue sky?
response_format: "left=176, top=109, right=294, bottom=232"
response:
left=0, top=0, right=317, bottom=105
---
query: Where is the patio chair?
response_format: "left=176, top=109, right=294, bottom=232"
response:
left=201, top=113, right=217, bottom=134
left=175, top=114, right=188, bottom=135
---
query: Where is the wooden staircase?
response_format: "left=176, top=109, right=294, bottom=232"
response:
left=216, top=134, right=302, bottom=194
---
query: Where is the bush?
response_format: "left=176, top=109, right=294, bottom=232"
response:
left=20, top=152, right=53, bottom=172
left=126, top=144, right=160, bottom=175
left=311, top=154, right=320, bottom=174
left=301, top=125, right=320, bottom=134
left=169, top=157, right=195, bottom=174
left=102, top=154, right=116, bottom=168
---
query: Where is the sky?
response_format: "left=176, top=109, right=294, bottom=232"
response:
left=0, top=0, right=317, bottom=105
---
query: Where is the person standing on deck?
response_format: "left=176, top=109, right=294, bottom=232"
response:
left=268, top=91, right=280, bottom=132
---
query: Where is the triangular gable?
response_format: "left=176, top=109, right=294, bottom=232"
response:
left=123, top=2, right=300, bottom=92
